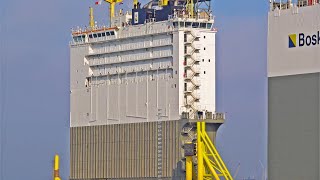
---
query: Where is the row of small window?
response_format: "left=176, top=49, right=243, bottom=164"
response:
left=73, top=35, right=86, bottom=42
left=88, top=31, right=115, bottom=39
left=72, top=31, right=116, bottom=42
left=173, top=22, right=212, bottom=29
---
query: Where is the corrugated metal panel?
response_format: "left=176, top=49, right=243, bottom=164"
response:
left=70, top=120, right=185, bottom=180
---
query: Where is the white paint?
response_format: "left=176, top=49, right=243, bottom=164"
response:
left=268, top=5, right=320, bottom=77
left=70, top=20, right=216, bottom=127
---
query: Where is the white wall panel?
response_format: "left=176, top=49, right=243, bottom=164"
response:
left=268, top=5, right=320, bottom=77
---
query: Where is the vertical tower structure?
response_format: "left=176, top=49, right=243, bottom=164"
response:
left=268, top=1, right=320, bottom=179
left=70, top=1, right=220, bottom=179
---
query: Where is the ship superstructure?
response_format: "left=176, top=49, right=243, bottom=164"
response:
left=70, top=6, right=216, bottom=126
left=69, top=0, right=229, bottom=179
left=268, top=0, right=320, bottom=179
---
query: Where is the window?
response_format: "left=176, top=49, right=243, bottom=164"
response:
left=204, top=47, right=206, bottom=50
left=184, top=46, right=187, bottom=54
left=180, top=22, right=185, bottom=27
left=202, top=59, right=204, bottom=62
left=173, top=22, right=178, bottom=28
left=184, top=83, right=187, bottom=91
left=110, top=31, right=115, bottom=35
left=186, top=22, right=192, bottom=28
left=204, top=36, right=206, bottom=39
left=93, top=34, right=97, bottom=38
left=204, top=71, right=206, bottom=74
left=200, top=23, right=206, bottom=28
left=102, top=33, right=106, bottom=37
left=207, top=23, right=212, bottom=29
left=192, top=22, right=199, bottom=28
left=106, top=32, right=110, bottom=36
left=184, top=34, right=187, bottom=42
left=98, top=33, right=102, bottom=37
left=174, top=84, right=177, bottom=88
left=208, top=59, right=210, bottom=62
left=89, top=34, right=93, bottom=38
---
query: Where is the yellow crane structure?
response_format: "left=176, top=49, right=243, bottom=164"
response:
left=185, top=121, right=233, bottom=180
left=53, top=154, right=61, bottom=180
left=186, top=0, right=194, bottom=18
left=89, top=7, right=95, bottom=29
left=102, top=0, right=123, bottom=24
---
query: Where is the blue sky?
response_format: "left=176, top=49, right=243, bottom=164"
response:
left=0, top=0, right=268, bottom=179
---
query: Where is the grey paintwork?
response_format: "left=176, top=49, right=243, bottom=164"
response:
left=268, top=73, right=320, bottom=180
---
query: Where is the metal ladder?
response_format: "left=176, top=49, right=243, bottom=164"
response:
left=157, top=110, right=163, bottom=179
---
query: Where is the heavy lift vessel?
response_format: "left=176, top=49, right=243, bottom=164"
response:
left=69, top=0, right=232, bottom=179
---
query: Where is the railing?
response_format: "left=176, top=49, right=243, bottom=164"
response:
left=271, top=0, right=319, bottom=11
left=89, top=40, right=172, bottom=55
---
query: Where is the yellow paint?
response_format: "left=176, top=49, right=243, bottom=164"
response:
left=197, top=122, right=204, bottom=180
left=203, top=154, right=220, bottom=180
left=195, top=121, right=234, bottom=180
left=133, top=0, right=138, bottom=8
left=104, top=0, right=123, bottom=23
left=186, top=156, right=193, bottom=180
left=53, top=155, right=61, bottom=180
left=159, top=0, right=168, bottom=6
left=186, top=0, right=194, bottom=18
left=289, top=34, right=297, bottom=47
left=89, top=7, right=95, bottom=29
left=54, top=155, right=59, bottom=171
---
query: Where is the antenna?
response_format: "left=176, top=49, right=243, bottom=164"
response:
left=259, top=160, right=266, bottom=180
left=233, top=162, right=241, bottom=179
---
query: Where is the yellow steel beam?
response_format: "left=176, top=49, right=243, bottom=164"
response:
left=203, top=154, right=220, bottom=180
left=203, top=131, right=233, bottom=179
left=104, top=0, right=123, bottom=24
left=186, top=156, right=193, bottom=180
left=195, top=121, right=233, bottom=180
left=197, top=122, right=204, bottom=180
